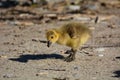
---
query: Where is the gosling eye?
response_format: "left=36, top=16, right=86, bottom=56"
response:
left=51, top=36, right=54, bottom=39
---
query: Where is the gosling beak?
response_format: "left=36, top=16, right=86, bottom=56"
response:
left=47, top=41, right=52, bottom=47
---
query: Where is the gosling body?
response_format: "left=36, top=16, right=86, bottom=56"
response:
left=46, top=22, right=91, bottom=62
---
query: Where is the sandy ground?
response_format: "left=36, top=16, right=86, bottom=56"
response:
left=0, top=17, right=120, bottom=80
left=0, top=0, right=120, bottom=80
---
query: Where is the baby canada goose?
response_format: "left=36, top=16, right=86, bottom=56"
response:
left=46, top=22, right=91, bottom=62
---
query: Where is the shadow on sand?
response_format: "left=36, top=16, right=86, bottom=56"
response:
left=112, top=57, right=120, bottom=78
left=116, top=56, right=120, bottom=59
left=112, top=70, right=120, bottom=78
left=9, top=53, right=64, bottom=63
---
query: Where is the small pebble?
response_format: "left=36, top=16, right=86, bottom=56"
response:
left=74, top=66, right=79, bottom=70
left=92, top=77, right=97, bottom=79
left=3, top=74, right=16, bottom=78
left=68, top=5, right=80, bottom=11
left=36, top=72, right=48, bottom=76
left=108, top=24, right=116, bottom=29
left=0, top=55, right=7, bottom=59
left=98, top=54, right=104, bottom=57
left=60, top=51, right=65, bottom=54
left=95, top=48, right=105, bottom=52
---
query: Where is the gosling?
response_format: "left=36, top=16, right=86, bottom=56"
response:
left=46, top=22, right=91, bottom=62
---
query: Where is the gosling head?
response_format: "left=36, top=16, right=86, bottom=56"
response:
left=46, top=29, right=59, bottom=47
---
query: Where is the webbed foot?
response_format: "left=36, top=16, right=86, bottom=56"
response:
left=64, top=49, right=76, bottom=62
left=64, top=53, right=75, bottom=62
left=64, top=55, right=75, bottom=62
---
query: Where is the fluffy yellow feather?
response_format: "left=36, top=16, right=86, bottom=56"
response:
left=46, top=22, right=91, bottom=62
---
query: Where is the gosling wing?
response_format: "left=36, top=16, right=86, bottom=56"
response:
left=67, top=26, right=78, bottom=38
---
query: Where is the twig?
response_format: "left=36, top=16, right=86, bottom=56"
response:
left=40, top=68, right=66, bottom=71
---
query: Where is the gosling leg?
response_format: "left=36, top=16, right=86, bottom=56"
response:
left=64, top=49, right=76, bottom=62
